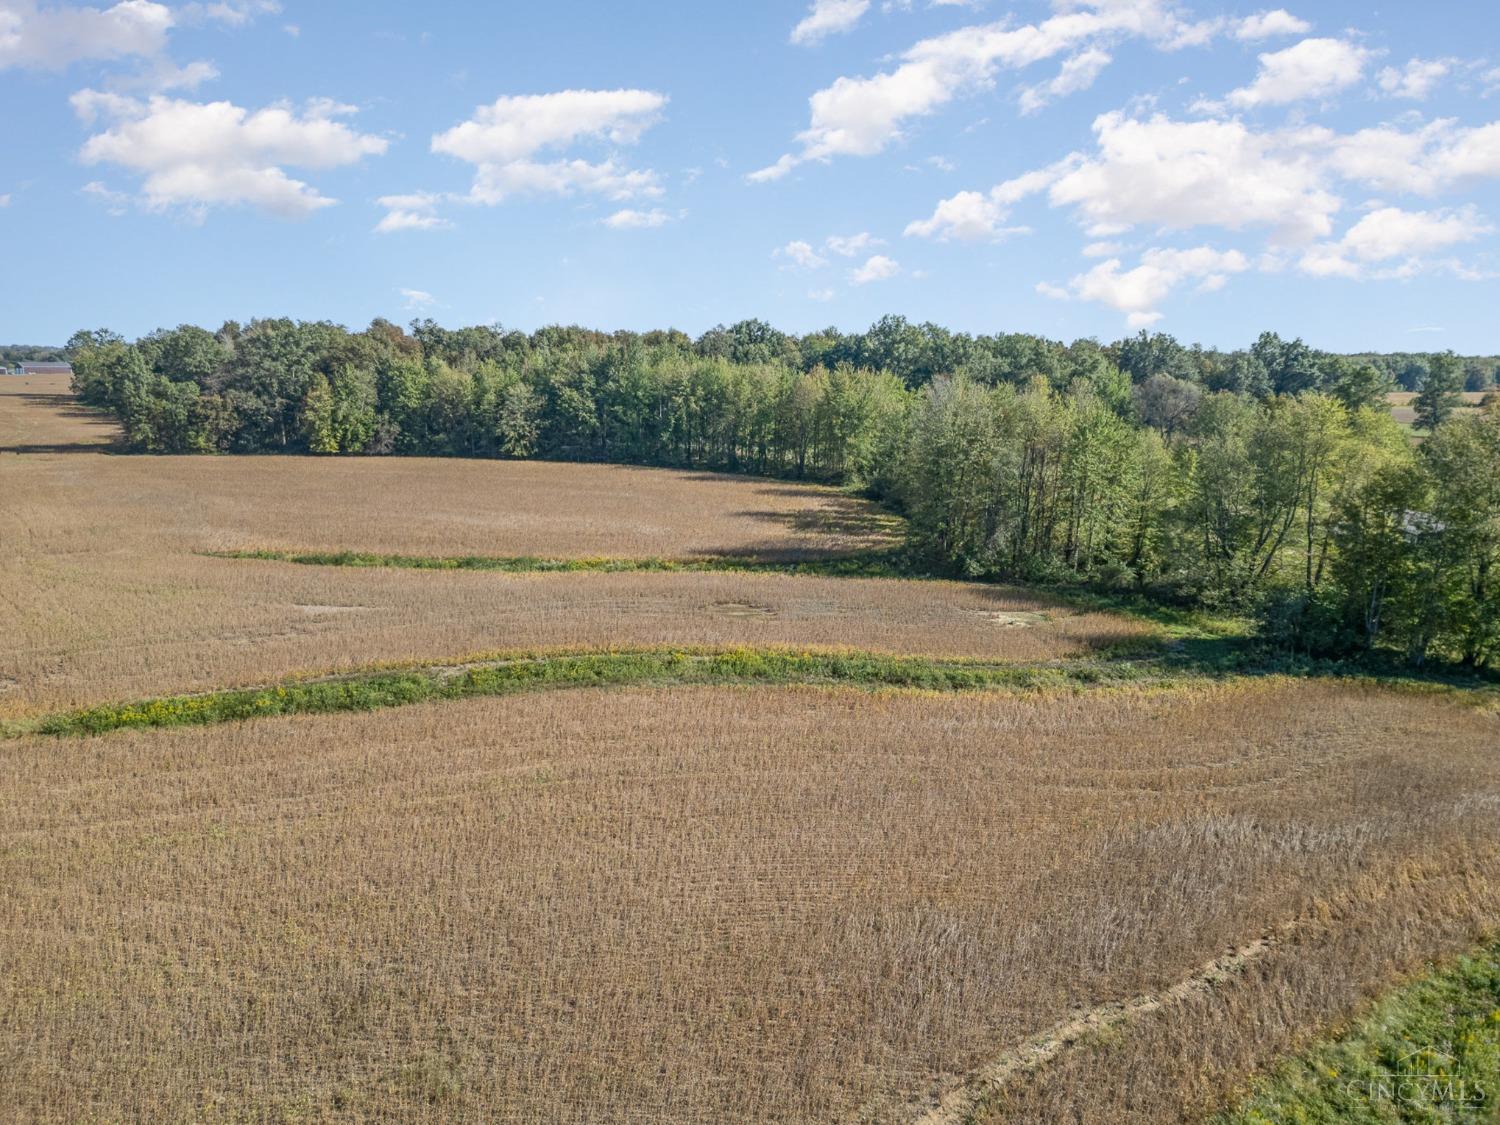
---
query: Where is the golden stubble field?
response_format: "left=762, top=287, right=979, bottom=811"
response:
left=0, top=377, right=1144, bottom=716
left=6, top=375, right=1499, bottom=1123
left=3, top=682, right=1498, bottom=1122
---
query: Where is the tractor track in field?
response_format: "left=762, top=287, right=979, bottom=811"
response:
left=910, top=922, right=1300, bottom=1124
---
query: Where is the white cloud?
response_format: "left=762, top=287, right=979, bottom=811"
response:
left=1376, top=58, right=1451, bottom=101
left=791, top=0, right=869, bottom=46
left=907, top=162, right=1074, bottom=241
left=1234, top=9, right=1311, bottom=41
left=1048, top=245, right=1249, bottom=326
left=918, top=103, right=1500, bottom=308
left=1225, top=37, right=1372, bottom=108
left=776, top=239, right=830, bottom=269
left=1298, top=205, right=1493, bottom=278
left=374, top=192, right=451, bottom=234
left=0, top=0, right=172, bottom=70
left=76, top=93, right=388, bottom=219
left=0, top=192, right=9, bottom=207
left=825, top=231, right=882, bottom=256
left=808, top=287, right=836, bottom=301
left=0, top=0, right=274, bottom=84
left=414, top=89, right=668, bottom=225
left=902, top=188, right=1029, bottom=241
left=1322, top=119, right=1500, bottom=195
left=81, top=179, right=130, bottom=214
left=747, top=154, right=799, bottom=184
left=603, top=206, right=673, bottom=229
left=467, top=158, right=661, bottom=204
left=1018, top=47, right=1111, bottom=115
left=753, top=0, right=1206, bottom=178
left=1048, top=112, right=1341, bottom=243
left=432, top=89, right=666, bottom=165
left=905, top=189, right=1003, bottom=240
left=178, top=1, right=281, bottom=27
left=399, top=287, right=435, bottom=310
left=850, top=253, right=900, bottom=283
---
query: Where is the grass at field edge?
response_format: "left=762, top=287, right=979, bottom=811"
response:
left=1, top=648, right=1158, bottom=739
left=1216, top=941, right=1500, bottom=1124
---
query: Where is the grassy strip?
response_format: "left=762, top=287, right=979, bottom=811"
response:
left=205, top=547, right=917, bottom=579
left=1218, top=941, right=1500, bottom=1124
left=7, top=649, right=1156, bottom=739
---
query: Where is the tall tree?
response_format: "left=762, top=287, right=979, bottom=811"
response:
left=1414, top=351, right=1464, bottom=432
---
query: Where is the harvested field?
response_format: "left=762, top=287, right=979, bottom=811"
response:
left=0, top=374, right=900, bottom=560
left=0, top=562, right=1144, bottom=716
left=2, top=681, right=1497, bottom=1121
left=1385, top=389, right=1487, bottom=426
left=0, top=378, right=1145, bottom=715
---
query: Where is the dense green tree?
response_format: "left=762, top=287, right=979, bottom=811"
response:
left=1414, top=351, right=1464, bottom=432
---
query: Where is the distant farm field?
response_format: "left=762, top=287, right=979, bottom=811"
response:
left=1385, top=389, right=1488, bottom=426
left=0, top=377, right=1140, bottom=714
left=3, top=376, right=1498, bottom=1122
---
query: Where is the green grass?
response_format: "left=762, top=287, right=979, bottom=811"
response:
left=1219, top=942, right=1500, bottom=1124
left=205, top=547, right=918, bottom=579
left=4, top=648, right=1162, bottom=739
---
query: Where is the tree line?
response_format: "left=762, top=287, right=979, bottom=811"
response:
left=67, top=316, right=1499, bottom=670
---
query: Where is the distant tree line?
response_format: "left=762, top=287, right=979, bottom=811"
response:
left=1, top=344, right=70, bottom=366
left=67, top=317, right=1499, bottom=670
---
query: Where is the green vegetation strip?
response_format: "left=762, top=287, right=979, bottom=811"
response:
left=5, top=649, right=1154, bottom=739
left=205, top=547, right=915, bottom=579
left=1219, top=941, right=1500, bottom=1124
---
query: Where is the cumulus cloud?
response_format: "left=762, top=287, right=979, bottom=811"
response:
left=1223, top=37, right=1372, bottom=108
left=906, top=163, right=1070, bottom=241
left=431, top=89, right=666, bottom=165
left=776, top=239, right=830, bottom=269
left=825, top=231, right=882, bottom=256
left=791, top=0, right=869, bottom=45
left=849, top=253, right=900, bottom=283
left=399, top=287, right=435, bottom=310
left=178, top=1, right=281, bottom=27
left=1233, top=9, right=1310, bottom=41
left=75, top=92, right=388, bottom=219
left=0, top=0, right=274, bottom=84
left=912, top=97, right=1500, bottom=317
left=1047, top=112, right=1342, bottom=243
left=1321, top=118, right=1500, bottom=195
left=374, top=192, right=451, bottom=234
left=752, top=0, right=1207, bottom=179
left=603, top=206, right=674, bottom=228
left=1018, top=47, right=1112, bottom=115
left=914, top=111, right=1500, bottom=255
left=903, top=188, right=1032, bottom=241
left=1044, top=245, right=1249, bottom=326
left=392, top=89, right=669, bottom=228
left=0, top=192, right=10, bottom=207
left=0, top=0, right=172, bottom=70
left=1298, top=206, right=1493, bottom=278
left=1376, top=58, right=1451, bottom=100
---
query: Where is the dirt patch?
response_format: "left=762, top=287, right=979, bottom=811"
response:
left=984, top=611, right=1052, bottom=628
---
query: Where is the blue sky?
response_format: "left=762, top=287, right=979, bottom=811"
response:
left=1, top=0, right=1497, bottom=351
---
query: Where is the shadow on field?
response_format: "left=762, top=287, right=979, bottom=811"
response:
left=0, top=393, right=120, bottom=455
